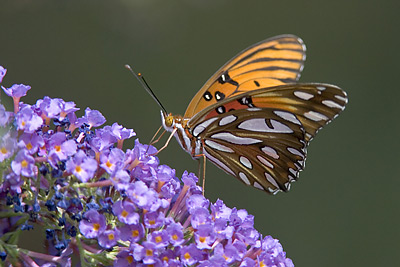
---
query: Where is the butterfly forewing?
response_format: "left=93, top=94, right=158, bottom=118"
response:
left=184, top=35, right=306, bottom=118
left=188, top=83, right=347, bottom=193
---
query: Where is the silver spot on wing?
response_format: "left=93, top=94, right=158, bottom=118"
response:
left=238, top=118, right=293, bottom=133
left=210, top=132, right=262, bottom=145
left=192, top=117, right=218, bottom=137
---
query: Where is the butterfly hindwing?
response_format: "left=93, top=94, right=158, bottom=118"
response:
left=184, top=35, right=307, bottom=118
left=192, top=108, right=307, bottom=194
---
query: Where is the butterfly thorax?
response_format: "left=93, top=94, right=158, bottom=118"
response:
left=161, top=111, right=201, bottom=157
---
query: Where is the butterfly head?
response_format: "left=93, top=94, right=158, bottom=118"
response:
left=161, top=111, right=187, bottom=132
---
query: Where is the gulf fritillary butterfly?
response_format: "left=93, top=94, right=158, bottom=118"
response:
left=158, top=34, right=347, bottom=194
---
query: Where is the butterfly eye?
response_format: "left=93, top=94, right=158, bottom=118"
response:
left=165, top=115, right=174, bottom=127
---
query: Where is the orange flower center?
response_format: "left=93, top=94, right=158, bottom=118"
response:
left=21, top=160, right=28, bottom=168
left=108, top=233, right=115, bottom=240
left=26, top=143, right=33, bottom=150
left=146, top=249, right=153, bottom=256
left=126, top=255, right=133, bottom=264
left=121, top=210, right=128, bottom=218
left=132, top=230, right=139, bottom=237
left=75, top=165, right=82, bottom=173
left=55, top=145, right=61, bottom=152
left=106, top=160, right=112, bottom=168
left=155, top=236, right=162, bottom=243
left=184, top=252, right=191, bottom=260
left=1, top=147, right=7, bottom=154
left=93, top=223, right=100, bottom=231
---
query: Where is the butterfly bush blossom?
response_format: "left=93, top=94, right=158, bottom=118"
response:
left=0, top=65, right=294, bottom=266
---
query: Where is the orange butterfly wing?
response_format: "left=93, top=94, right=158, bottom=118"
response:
left=184, top=34, right=306, bottom=118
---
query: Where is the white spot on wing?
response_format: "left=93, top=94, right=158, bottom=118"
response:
left=335, top=94, right=347, bottom=103
left=238, top=118, right=293, bottom=133
left=219, top=115, right=237, bottom=126
left=204, top=151, right=235, bottom=176
left=284, top=182, right=291, bottom=190
left=268, top=187, right=280, bottom=194
left=316, top=86, right=326, bottom=91
left=247, top=108, right=262, bottom=111
left=257, top=155, right=274, bottom=169
left=192, top=117, right=218, bottom=137
left=253, top=182, right=264, bottom=190
left=274, top=111, right=301, bottom=125
left=287, top=147, right=303, bottom=157
left=294, top=91, right=314, bottom=100
left=239, top=172, right=250, bottom=185
left=289, top=168, right=297, bottom=176
left=304, top=111, right=328, bottom=121
left=265, top=172, right=279, bottom=188
left=205, top=140, right=234, bottom=153
left=322, top=100, right=343, bottom=109
left=210, top=132, right=262, bottom=145
left=261, top=146, right=279, bottom=159
left=239, top=156, right=252, bottom=169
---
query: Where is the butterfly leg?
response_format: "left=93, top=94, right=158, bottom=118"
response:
left=194, top=153, right=206, bottom=195
left=146, top=125, right=166, bottom=154
left=151, top=128, right=177, bottom=155
left=149, top=125, right=166, bottom=146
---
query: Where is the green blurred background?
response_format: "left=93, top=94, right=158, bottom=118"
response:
left=1, top=0, right=399, bottom=266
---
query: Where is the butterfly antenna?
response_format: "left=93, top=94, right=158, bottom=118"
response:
left=125, top=64, right=168, bottom=114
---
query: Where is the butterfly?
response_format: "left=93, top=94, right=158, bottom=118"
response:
left=159, top=34, right=347, bottom=194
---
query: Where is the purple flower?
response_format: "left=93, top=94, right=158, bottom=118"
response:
left=127, top=181, right=160, bottom=211
left=190, top=207, right=211, bottom=229
left=2, top=84, right=31, bottom=98
left=149, top=230, right=170, bottom=248
left=15, top=105, right=43, bottom=133
left=17, top=133, right=45, bottom=155
left=194, top=224, right=216, bottom=249
left=48, top=132, right=77, bottom=161
left=0, top=104, right=12, bottom=126
left=110, top=122, right=136, bottom=140
left=143, top=211, right=165, bottom=229
left=78, top=107, right=106, bottom=128
left=187, top=194, right=209, bottom=213
left=141, top=241, right=159, bottom=264
left=115, top=251, right=135, bottom=267
left=65, top=150, right=97, bottom=182
left=89, top=127, right=117, bottom=152
left=59, top=101, right=79, bottom=120
left=0, top=66, right=6, bottom=83
left=35, top=97, right=63, bottom=119
left=98, top=228, right=120, bottom=249
left=180, top=243, right=204, bottom=265
left=1, top=171, right=24, bottom=194
left=0, top=132, right=17, bottom=162
left=214, top=243, right=240, bottom=264
left=119, top=223, right=144, bottom=243
left=100, top=148, right=124, bottom=174
left=110, top=168, right=131, bottom=191
left=113, top=200, right=140, bottom=225
left=182, top=170, right=198, bottom=186
left=166, top=222, right=185, bottom=246
left=79, top=209, right=106, bottom=238
left=211, top=199, right=233, bottom=220
left=11, top=149, right=37, bottom=177
left=126, top=139, right=159, bottom=179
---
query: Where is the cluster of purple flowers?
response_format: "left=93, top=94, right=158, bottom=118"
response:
left=0, top=65, right=294, bottom=266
